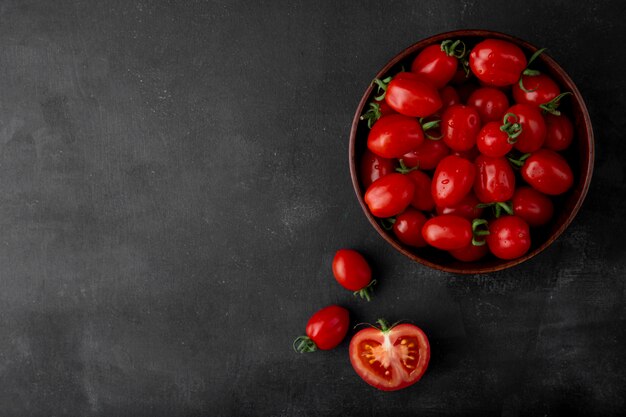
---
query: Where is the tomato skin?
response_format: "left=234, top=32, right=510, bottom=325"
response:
left=451, top=146, right=480, bottom=161
left=367, top=114, right=424, bottom=158
left=393, top=209, right=428, bottom=247
left=432, top=155, right=476, bottom=207
left=305, top=305, right=350, bottom=350
left=467, top=87, right=510, bottom=124
left=440, top=86, right=461, bottom=110
left=507, top=104, right=547, bottom=153
left=360, top=149, right=396, bottom=188
left=405, top=170, right=435, bottom=211
left=436, top=193, right=484, bottom=220
left=402, top=140, right=450, bottom=170
left=449, top=243, right=489, bottom=262
left=521, top=149, right=574, bottom=195
left=512, top=74, right=560, bottom=106
left=442, top=104, right=481, bottom=151
left=469, top=39, right=527, bottom=87
left=332, top=249, right=372, bottom=291
left=411, top=44, right=458, bottom=88
left=422, top=215, right=472, bottom=250
left=512, top=186, right=554, bottom=227
left=486, top=216, right=531, bottom=260
left=544, top=113, right=574, bottom=151
left=364, top=173, right=415, bottom=218
left=349, top=323, right=430, bottom=391
left=473, top=155, right=516, bottom=203
left=385, top=72, right=442, bottom=117
left=476, top=122, right=514, bottom=158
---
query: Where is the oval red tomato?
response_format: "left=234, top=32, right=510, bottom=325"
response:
left=364, top=173, right=415, bottom=217
left=349, top=321, right=430, bottom=391
left=332, top=249, right=373, bottom=296
left=402, top=140, right=450, bottom=170
left=393, top=209, right=428, bottom=247
left=512, top=73, right=560, bottom=106
left=506, top=104, right=547, bottom=153
left=432, top=155, right=476, bottom=207
left=411, top=42, right=460, bottom=88
left=367, top=114, right=425, bottom=158
left=544, top=113, right=574, bottom=151
left=422, top=214, right=472, bottom=250
left=474, top=155, right=516, bottom=203
left=442, top=104, right=481, bottom=151
left=360, top=149, right=396, bottom=188
left=436, top=193, right=484, bottom=220
left=512, top=186, right=554, bottom=227
left=293, top=305, right=350, bottom=352
left=486, top=215, right=531, bottom=260
left=521, top=149, right=574, bottom=195
left=469, top=39, right=527, bottom=86
left=476, top=121, right=515, bottom=158
left=385, top=72, right=442, bottom=117
left=467, top=87, right=509, bottom=123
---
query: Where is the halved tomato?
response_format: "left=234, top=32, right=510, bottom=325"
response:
left=349, top=320, right=430, bottom=391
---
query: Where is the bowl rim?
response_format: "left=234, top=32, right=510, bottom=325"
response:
left=349, top=29, right=595, bottom=274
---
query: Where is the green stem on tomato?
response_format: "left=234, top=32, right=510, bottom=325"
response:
left=373, top=76, right=393, bottom=101
left=354, top=279, right=377, bottom=302
left=518, top=48, right=547, bottom=92
left=539, top=92, right=572, bottom=116
left=500, top=112, right=523, bottom=144
left=471, top=218, right=490, bottom=246
left=292, top=336, right=317, bottom=353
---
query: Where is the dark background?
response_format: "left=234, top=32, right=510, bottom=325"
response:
left=0, top=0, right=624, bottom=416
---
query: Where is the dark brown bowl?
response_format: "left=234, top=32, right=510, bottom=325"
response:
left=349, top=29, right=594, bottom=274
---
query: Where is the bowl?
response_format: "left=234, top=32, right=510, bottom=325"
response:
left=349, top=29, right=594, bottom=274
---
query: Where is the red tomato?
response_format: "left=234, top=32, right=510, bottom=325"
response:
left=367, top=114, right=424, bottom=158
left=521, top=149, right=574, bottom=195
left=402, top=140, right=450, bottom=170
left=476, top=121, right=514, bottom=158
left=544, top=113, right=574, bottom=151
left=411, top=42, right=461, bottom=88
left=432, top=155, right=476, bottom=207
left=405, top=170, right=435, bottom=211
left=474, top=155, right=516, bottom=203
left=486, top=216, right=531, bottom=260
left=436, top=193, right=484, bottom=220
left=332, top=249, right=372, bottom=289
left=422, top=215, right=472, bottom=250
left=449, top=243, right=489, bottom=262
left=467, top=87, right=510, bottom=123
left=393, top=209, right=428, bottom=247
left=506, top=104, right=546, bottom=153
left=440, top=86, right=461, bottom=110
left=349, top=320, right=430, bottom=391
left=442, top=105, right=481, bottom=151
left=451, top=146, right=480, bottom=161
left=512, top=73, right=560, bottom=106
left=469, top=39, right=527, bottom=86
left=364, top=173, right=415, bottom=217
left=293, top=305, right=350, bottom=352
left=385, top=72, right=442, bottom=117
left=512, top=186, right=554, bottom=227
left=360, top=149, right=396, bottom=188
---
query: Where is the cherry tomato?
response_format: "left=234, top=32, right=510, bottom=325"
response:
left=402, top=140, right=450, bottom=170
left=411, top=42, right=461, bottom=88
left=449, top=243, right=489, bottom=262
left=293, top=305, right=349, bottom=352
left=436, top=193, right=484, bottom=220
left=512, top=73, right=560, bottom=106
left=422, top=214, right=472, bottom=250
left=442, top=104, right=481, bottom=151
left=364, top=173, right=414, bottom=217
left=467, top=87, right=509, bottom=123
left=474, top=155, right=516, bottom=203
left=440, top=86, right=461, bottom=110
left=512, top=186, right=554, bottom=227
left=332, top=249, right=375, bottom=300
left=385, top=72, right=442, bottom=117
left=349, top=320, right=430, bottom=391
left=476, top=121, right=514, bottom=158
left=432, top=155, right=476, bottom=207
left=367, top=114, right=424, bottom=158
left=506, top=104, right=546, bottom=153
left=544, top=113, right=574, bottom=151
left=469, top=39, right=527, bottom=87
left=405, top=170, right=435, bottom=211
left=520, top=149, right=574, bottom=195
left=360, top=149, right=396, bottom=188
left=486, top=216, right=531, bottom=260
left=393, top=209, right=428, bottom=247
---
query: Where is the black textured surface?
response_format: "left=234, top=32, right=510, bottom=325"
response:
left=0, top=1, right=624, bottom=416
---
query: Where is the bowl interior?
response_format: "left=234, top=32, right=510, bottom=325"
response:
left=349, top=30, right=594, bottom=274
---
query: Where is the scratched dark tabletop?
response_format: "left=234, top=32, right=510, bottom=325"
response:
left=0, top=1, right=624, bottom=416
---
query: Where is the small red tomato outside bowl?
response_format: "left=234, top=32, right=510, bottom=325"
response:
left=349, top=30, right=594, bottom=274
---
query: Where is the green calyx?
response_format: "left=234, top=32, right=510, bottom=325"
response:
left=508, top=152, right=531, bottom=168
left=396, top=159, right=418, bottom=174
left=360, top=101, right=382, bottom=129
left=518, top=47, right=547, bottom=93
left=441, top=39, right=467, bottom=59
left=354, top=279, right=377, bottom=302
left=471, top=218, right=490, bottom=246
left=380, top=217, right=396, bottom=231
left=477, top=202, right=514, bottom=219
left=420, top=118, right=443, bottom=140
left=500, top=113, right=523, bottom=144
left=376, top=318, right=391, bottom=332
left=293, top=336, right=317, bottom=353
left=373, top=76, right=393, bottom=101
left=539, top=92, right=572, bottom=116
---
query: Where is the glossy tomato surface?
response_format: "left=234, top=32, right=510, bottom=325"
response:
left=442, top=104, right=481, bottom=151
left=368, top=114, right=425, bottom=158
left=393, top=209, right=428, bottom=247
left=411, top=44, right=458, bottom=88
left=432, top=155, right=476, bottom=207
left=305, top=305, right=350, bottom=350
left=476, top=121, right=514, bottom=158
left=512, top=73, right=560, bottom=106
left=474, top=155, right=516, bottom=203
left=422, top=214, right=472, bottom=250
left=364, top=173, right=415, bottom=217
left=332, top=249, right=372, bottom=291
left=349, top=323, right=430, bottom=391
left=436, top=192, right=484, bottom=220
left=469, top=39, right=527, bottom=86
left=360, top=149, right=396, bottom=188
left=521, top=149, right=574, bottom=195
left=385, top=72, right=442, bottom=117
left=512, top=186, right=554, bottom=227
left=486, top=216, right=531, bottom=260
left=467, top=87, right=509, bottom=123
left=507, top=104, right=547, bottom=153
left=544, top=113, right=574, bottom=151
left=402, top=140, right=450, bottom=170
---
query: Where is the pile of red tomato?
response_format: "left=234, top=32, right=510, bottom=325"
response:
left=360, top=38, right=576, bottom=262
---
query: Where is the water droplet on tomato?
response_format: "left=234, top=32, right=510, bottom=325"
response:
left=374, top=164, right=379, bottom=169
left=441, top=179, right=450, bottom=184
